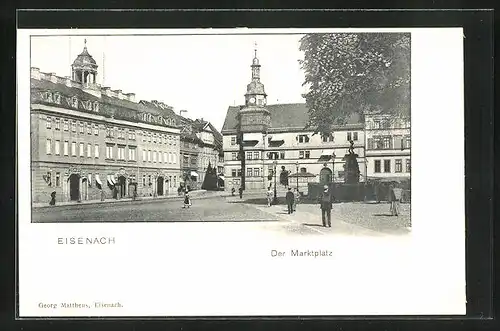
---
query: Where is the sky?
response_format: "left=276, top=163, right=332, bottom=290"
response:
left=30, top=33, right=307, bottom=131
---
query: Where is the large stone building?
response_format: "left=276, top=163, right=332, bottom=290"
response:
left=221, top=49, right=366, bottom=193
left=364, top=112, right=411, bottom=179
left=30, top=41, right=181, bottom=204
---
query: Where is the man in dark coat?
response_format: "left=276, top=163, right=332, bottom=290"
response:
left=319, top=185, right=334, bottom=227
left=285, top=187, right=295, bottom=214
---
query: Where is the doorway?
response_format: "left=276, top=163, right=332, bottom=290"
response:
left=69, top=174, right=80, bottom=201
left=117, top=176, right=126, bottom=198
left=157, top=176, right=164, bottom=196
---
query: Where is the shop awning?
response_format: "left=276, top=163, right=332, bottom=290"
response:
left=95, top=174, right=102, bottom=185
left=107, top=175, right=115, bottom=185
left=218, top=175, right=225, bottom=180
left=190, top=171, right=199, bottom=177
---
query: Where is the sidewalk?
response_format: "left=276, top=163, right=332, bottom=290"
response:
left=32, top=189, right=228, bottom=209
left=252, top=203, right=387, bottom=237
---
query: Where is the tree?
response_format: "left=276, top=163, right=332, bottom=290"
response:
left=201, top=162, right=218, bottom=191
left=299, top=33, right=411, bottom=136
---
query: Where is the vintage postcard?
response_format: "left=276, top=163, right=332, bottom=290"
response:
left=17, top=27, right=465, bottom=317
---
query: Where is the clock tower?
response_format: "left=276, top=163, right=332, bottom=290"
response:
left=239, top=44, right=271, bottom=133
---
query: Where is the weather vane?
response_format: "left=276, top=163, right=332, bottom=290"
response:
left=254, top=41, right=257, bottom=57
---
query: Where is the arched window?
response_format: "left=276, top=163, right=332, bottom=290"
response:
left=93, top=101, right=99, bottom=112
left=71, top=96, right=78, bottom=108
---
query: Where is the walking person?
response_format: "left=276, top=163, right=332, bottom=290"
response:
left=266, top=186, right=273, bottom=207
left=49, top=191, right=56, bottom=206
left=239, top=187, right=243, bottom=199
left=319, top=185, right=333, bottom=227
left=231, top=187, right=236, bottom=196
left=285, top=187, right=295, bottom=214
left=182, top=192, right=192, bottom=208
left=293, top=188, right=300, bottom=212
left=100, top=189, right=105, bottom=201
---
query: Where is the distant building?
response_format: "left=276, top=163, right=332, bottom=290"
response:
left=30, top=41, right=181, bottom=203
left=364, top=112, right=411, bottom=179
left=177, top=116, right=223, bottom=190
left=221, top=47, right=366, bottom=193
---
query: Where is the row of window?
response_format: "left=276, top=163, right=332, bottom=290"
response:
left=230, top=150, right=312, bottom=161
left=141, top=131, right=177, bottom=146
left=46, top=116, right=99, bottom=136
left=46, top=116, right=177, bottom=145
left=141, top=149, right=178, bottom=164
left=229, top=132, right=360, bottom=146
left=104, top=144, right=137, bottom=161
left=46, top=139, right=100, bottom=158
left=230, top=166, right=309, bottom=178
left=373, top=159, right=411, bottom=173
left=367, top=135, right=411, bottom=150
left=367, top=119, right=410, bottom=130
left=41, top=91, right=100, bottom=112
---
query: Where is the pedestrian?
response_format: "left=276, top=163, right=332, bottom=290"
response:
left=391, top=182, right=403, bottom=216
left=132, top=186, right=137, bottom=200
left=319, top=185, right=333, bottom=227
left=100, top=189, right=105, bottom=201
left=49, top=191, right=56, bottom=206
left=231, top=187, right=235, bottom=196
left=285, top=187, right=295, bottom=214
left=183, top=192, right=192, bottom=208
left=293, top=188, right=300, bottom=211
left=239, top=187, right=243, bottom=199
left=266, top=186, right=273, bottom=207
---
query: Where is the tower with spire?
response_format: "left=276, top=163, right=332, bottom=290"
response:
left=71, top=39, right=98, bottom=87
left=239, top=43, right=271, bottom=133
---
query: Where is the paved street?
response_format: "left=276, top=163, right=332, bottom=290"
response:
left=32, top=194, right=411, bottom=237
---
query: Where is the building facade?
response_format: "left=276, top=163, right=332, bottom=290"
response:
left=364, top=112, right=411, bottom=179
left=221, top=49, right=367, bottom=193
left=176, top=116, right=223, bottom=190
left=31, top=42, right=181, bottom=204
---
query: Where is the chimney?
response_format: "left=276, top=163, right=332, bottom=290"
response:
left=102, top=87, right=112, bottom=97
left=64, top=76, right=72, bottom=87
left=49, top=73, right=58, bottom=84
left=125, top=93, right=136, bottom=102
left=31, top=67, right=41, bottom=80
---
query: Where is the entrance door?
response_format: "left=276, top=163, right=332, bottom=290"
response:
left=69, top=174, right=80, bottom=201
left=157, top=176, right=164, bottom=196
left=319, top=168, right=332, bottom=185
left=117, top=176, right=126, bottom=198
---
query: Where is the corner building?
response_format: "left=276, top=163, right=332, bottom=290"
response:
left=221, top=49, right=366, bottom=193
left=31, top=42, right=181, bottom=203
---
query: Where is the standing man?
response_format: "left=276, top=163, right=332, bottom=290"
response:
left=285, top=187, right=295, bottom=214
left=319, top=185, right=333, bottom=227
left=293, top=188, right=300, bottom=212
left=238, top=186, right=243, bottom=199
left=391, top=182, right=403, bottom=216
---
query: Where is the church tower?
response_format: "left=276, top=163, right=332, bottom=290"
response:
left=71, top=39, right=98, bottom=87
left=238, top=44, right=271, bottom=133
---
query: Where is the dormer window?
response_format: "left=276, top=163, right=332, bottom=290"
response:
left=54, top=93, right=61, bottom=104
left=93, top=101, right=99, bottom=112
left=297, top=134, right=310, bottom=143
left=71, top=96, right=78, bottom=108
left=46, top=92, right=53, bottom=103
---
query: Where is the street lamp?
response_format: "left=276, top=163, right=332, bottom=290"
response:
left=331, top=151, right=336, bottom=184
left=273, top=160, right=278, bottom=204
left=295, top=161, right=299, bottom=191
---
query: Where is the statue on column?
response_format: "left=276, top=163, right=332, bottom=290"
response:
left=343, top=140, right=360, bottom=184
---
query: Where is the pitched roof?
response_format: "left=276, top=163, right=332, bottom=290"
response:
left=221, top=103, right=363, bottom=133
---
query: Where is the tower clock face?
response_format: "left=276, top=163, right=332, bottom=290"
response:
left=250, top=97, right=256, bottom=104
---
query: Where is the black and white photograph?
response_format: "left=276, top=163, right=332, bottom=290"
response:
left=18, top=28, right=465, bottom=317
